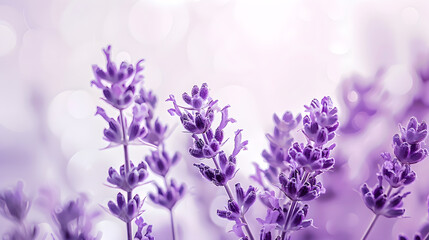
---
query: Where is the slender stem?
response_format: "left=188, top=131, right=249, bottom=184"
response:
left=361, top=214, right=379, bottom=240
left=163, top=177, right=176, bottom=240
left=360, top=185, right=393, bottom=240
left=281, top=200, right=297, bottom=240
left=202, top=132, right=255, bottom=240
left=169, top=209, right=176, bottom=240
left=119, top=110, right=133, bottom=240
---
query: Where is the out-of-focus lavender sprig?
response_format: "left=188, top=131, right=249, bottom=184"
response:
left=54, top=197, right=101, bottom=240
left=360, top=117, right=428, bottom=240
left=133, top=80, right=185, bottom=240
left=251, top=112, right=301, bottom=190
left=257, top=97, right=338, bottom=240
left=0, top=182, right=38, bottom=240
left=92, top=46, right=153, bottom=240
left=167, top=83, right=255, bottom=240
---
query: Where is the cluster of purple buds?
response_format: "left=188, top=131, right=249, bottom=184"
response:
left=145, top=149, right=180, bottom=177
left=107, top=193, right=144, bottom=223
left=107, top=162, right=149, bottom=192
left=0, top=182, right=37, bottom=240
left=149, top=180, right=185, bottom=210
left=279, top=169, right=323, bottom=201
left=393, top=117, right=428, bottom=164
left=91, top=46, right=144, bottom=110
left=381, top=153, right=416, bottom=188
left=217, top=184, right=257, bottom=239
left=193, top=129, right=247, bottom=186
left=288, top=143, right=335, bottom=172
left=361, top=176, right=410, bottom=218
left=134, top=217, right=154, bottom=240
left=303, top=97, right=339, bottom=146
left=258, top=200, right=312, bottom=239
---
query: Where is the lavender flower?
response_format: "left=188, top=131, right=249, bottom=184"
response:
left=303, top=97, right=339, bottom=146
left=107, top=193, right=144, bottom=223
left=91, top=46, right=144, bottom=110
left=393, top=117, right=428, bottom=164
left=145, top=149, right=180, bottom=177
left=381, top=153, right=416, bottom=188
left=149, top=180, right=185, bottom=210
left=361, top=176, right=409, bottom=218
left=288, top=142, right=335, bottom=172
left=92, top=46, right=152, bottom=240
left=279, top=169, right=323, bottom=201
left=107, top=162, right=149, bottom=192
left=168, top=83, right=255, bottom=240
left=360, top=117, right=428, bottom=240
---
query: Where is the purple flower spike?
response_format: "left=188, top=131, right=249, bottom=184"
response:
left=145, top=149, right=181, bottom=177
left=194, top=163, right=230, bottom=186
left=107, top=193, right=144, bottom=222
left=393, top=117, right=428, bottom=165
left=361, top=176, right=410, bottom=218
left=288, top=142, right=335, bottom=172
left=0, top=181, right=30, bottom=223
left=303, top=97, right=339, bottom=146
left=381, top=153, right=416, bottom=188
left=279, top=169, right=323, bottom=201
left=134, top=217, right=154, bottom=240
left=107, top=162, right=149, bottom=192
left=149, top=180, right=185, bottom=210
left=91, top=46, right=144, bottom=110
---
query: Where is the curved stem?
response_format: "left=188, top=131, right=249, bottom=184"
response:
left=120, top=110, right=133, bottom=240
left=202, top=132, right=255, bottom=240
left=361, top=214, right=379, bottom=240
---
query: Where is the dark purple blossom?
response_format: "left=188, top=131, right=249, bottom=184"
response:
left=107, top=193, right=144, bottom=223
left=381, top=153, right=416, bottom=188
left=361, top=176, right=410, bottom=218
left=288, top=142, right=335, bottom=172
left=393, top=117, right=428, bottom=165
left=149, top=180, right=185, bottom=210
left=278, top=169, right=323, bottom=201
left=303, top=97, right=339, bottom=146
left=399, top=234, right=422, bottom=240
left=107, top=162, right=149, bottom=192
